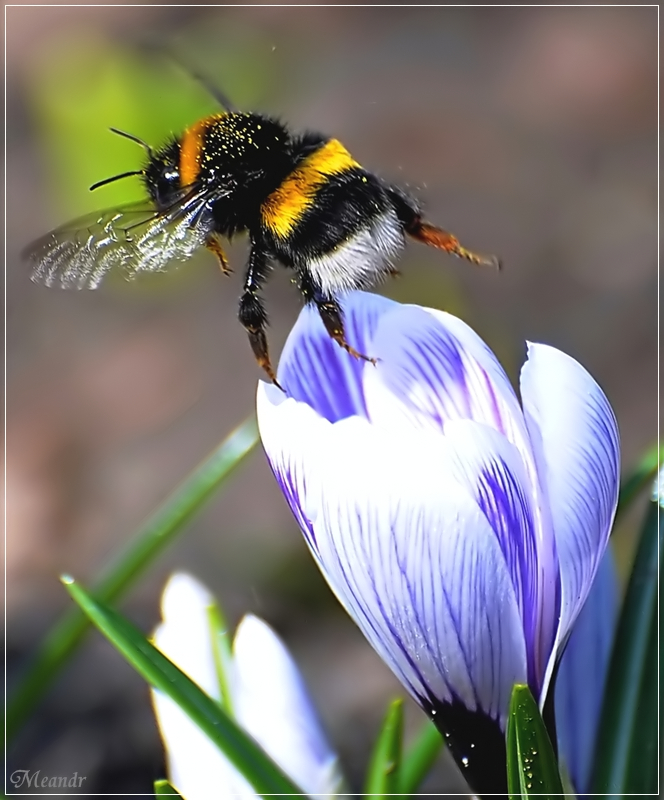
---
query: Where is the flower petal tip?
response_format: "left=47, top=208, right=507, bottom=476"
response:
left=257, top=380, right=287, bottom=407
left=160, top=573, right=214, bottom=619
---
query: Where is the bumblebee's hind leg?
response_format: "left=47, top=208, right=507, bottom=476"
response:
left=387, top=187, right=501, bottom=270
left=239, top=243, right=282, bottom=389
left=299, top=274, right=376, bottom=364
left=317, top=298, right=377, bottom=364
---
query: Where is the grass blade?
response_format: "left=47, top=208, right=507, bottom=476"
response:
left=364, top=698, right=404, bottom=797
left=590, top=484, right=661, bottom=794
left=398, top=720, right=442, bottom=796
left=154, top=778, right=182, bottom=797
left=63, top=576, right=302, bottom=798
left=507, top=684, right=564, bottom=798
left=7, top=417, right=258, bottom=744
left=616, top=441, right=661, bottom=519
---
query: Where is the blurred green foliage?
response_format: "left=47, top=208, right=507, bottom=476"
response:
left=27, top=33, right=278, bottom=217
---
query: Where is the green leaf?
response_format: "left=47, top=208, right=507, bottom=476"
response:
left=63, top=576, right=302, bottom=798
left=7, top=417, right=258, bottom=745
left=364, top=698, right=404, bottom=797
left=398, top=720, right=442, bottom=796
left=590, top=486, right=661, bottom=795
left=506, top=684, right=564, bottom=798
left=616, top=442, right=661, bottom=520
left=154, top=778, right=182, bottom=797
left=207, top=602, right=235, bottom=716
left=623, top=586, right=658, bottom=793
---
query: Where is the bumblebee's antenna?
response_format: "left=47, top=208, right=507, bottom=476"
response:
left=142, top=42, right=238, bottom=113
left=89, top=170, right=143, bottom=192
left=183, top=63, right=238, bottom=113
left=109, top=127, right=154, bottom=157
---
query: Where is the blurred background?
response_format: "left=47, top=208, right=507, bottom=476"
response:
left=6, top=5, right=657, bottom=797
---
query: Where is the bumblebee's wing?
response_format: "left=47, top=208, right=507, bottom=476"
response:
left=24, top=191, right=217, bottom=290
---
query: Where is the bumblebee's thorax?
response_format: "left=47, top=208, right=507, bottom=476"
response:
left=180, top=113, right=291, bottom=185
left=144, top=112, right=295, bottom=233
left=183, top=113, right=296, bottom=235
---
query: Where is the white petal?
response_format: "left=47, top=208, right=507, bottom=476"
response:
left=153, top=573, right=219, bottom=699
left=520, top=343, right=620, bottom=697
left=233, top=615, right=343, bottom=799
left=151, top=691, right=253, bottom=800
left=256, top=384, right=331, bottom=559
left=151, top=574, right=252, bottom=800
left=310, top=420, right=527, bottom=728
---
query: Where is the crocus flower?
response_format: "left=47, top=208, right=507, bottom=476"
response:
left=257, top=291, right=620, bottom=795
left=555, top=548, right=618, bottom=794
left=151, top=573, right=344, bottom=800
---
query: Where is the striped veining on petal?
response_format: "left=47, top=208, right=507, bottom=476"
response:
left=281, top=318, right=368, bottom=423
left=476, top=460, right=540, bottom=690
left=308, top=420, right=527, bottom=725
left=443, top=420, right=552, bottom=693
left=520, top=343, right=620, bottom=698
left=256, top=387, right=329, bottom=557
left=278, top=293, right=397, bottom=423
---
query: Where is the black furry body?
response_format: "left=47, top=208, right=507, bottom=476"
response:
left=25, top=110, right=497, bottom=385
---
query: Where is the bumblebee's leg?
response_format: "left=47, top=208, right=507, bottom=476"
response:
left=299, top=274, right=376, bottom=364
left=238, top=244, right=282, bottom=389
left=318, top=298, right=377, bottom=364
left=206, top=234, right=232, bottom=275
left=387, top=188, right=501, bottom=270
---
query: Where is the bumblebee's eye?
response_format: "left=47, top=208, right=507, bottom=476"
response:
left=152, top=166, right=181, bottom=209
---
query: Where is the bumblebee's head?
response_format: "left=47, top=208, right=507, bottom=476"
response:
left=142, top=140, right=183, bottom=210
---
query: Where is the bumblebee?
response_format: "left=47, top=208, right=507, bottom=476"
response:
left=24, top=99, right=500, bottom=387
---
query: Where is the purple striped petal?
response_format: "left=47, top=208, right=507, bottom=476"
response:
left=520, top=343, right=620, bottom=695
left=303, top=417, right=527, bottom=727
left=277, top=292, right=397, bottom=423
left=442, top=420, right=557, bottom=695
left=365, top=305, right=526, bottom=441
left=363, top=307, right=551, bottom=535
left=555, top=549, right=618, bottom=794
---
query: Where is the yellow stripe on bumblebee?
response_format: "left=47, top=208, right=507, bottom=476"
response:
left=261, top=139, right=359, bottom=238
left=180, top=114, right=226, bottom=187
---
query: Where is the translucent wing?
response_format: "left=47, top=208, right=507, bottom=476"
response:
left=24, top=190, right=218, bottom=290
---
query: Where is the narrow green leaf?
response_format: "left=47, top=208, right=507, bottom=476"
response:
left=616, top=442, right=661, bottom=519
left=506, top=684, right=564, bottom=798
left=63, top=576, right=302, bottom=798
left=364, top=698, right=404, bottom=797
left=7, top=417, right=258, bottom=744
left=207, top=602, right=235, bottom=715
left=558, top=762, right=577, bottom=799
left=154, top=778, right=182, bottom=797
left=398, top=720, right=442, bottom=796
left=624, top=587, right=658, bottom=794
left=590, top=488, right=661, bottom=795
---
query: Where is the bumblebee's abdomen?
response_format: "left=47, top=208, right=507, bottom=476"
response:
left=266, top=165, right=405, bottom=295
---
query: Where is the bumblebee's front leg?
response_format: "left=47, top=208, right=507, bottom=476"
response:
left=239, top=243, right=282, bottom=389
left=299, top=273, right=376, bottom=364
left=205, top=234, right=232, bottom=275
left=387, top=187, right=501, bottom=270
